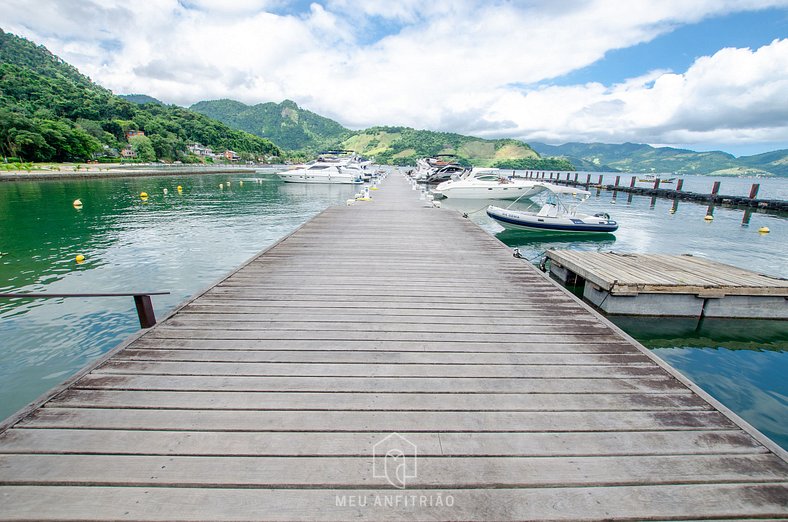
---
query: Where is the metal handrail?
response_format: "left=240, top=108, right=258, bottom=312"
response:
left=0, top=292, right=170, bottom=328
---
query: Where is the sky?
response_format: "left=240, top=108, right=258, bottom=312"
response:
left=1, top=0, right=788, bottom=156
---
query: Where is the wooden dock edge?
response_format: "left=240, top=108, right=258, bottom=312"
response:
left=0, top=206, right=333, bottom=435
left=478, top=220, right=788, bottom=463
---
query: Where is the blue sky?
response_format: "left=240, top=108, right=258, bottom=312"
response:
left=552, top=8, right=788, bottom=88
left=1, top=0, right=787, bottom=156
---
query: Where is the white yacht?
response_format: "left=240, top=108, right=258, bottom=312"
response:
left=432, top=169, right=548, bottom=199
left=277, top=151, right=367, bottom=184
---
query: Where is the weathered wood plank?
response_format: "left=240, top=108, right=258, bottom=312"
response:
left=93, top=360, right=663, bottom=378
left=72, top=374, right=687, bottom=393
left=18, top=408, right=737, bottom=431
left=49, top=390, right=703, bottom=411
left=1, top=484, right=786, bottom=521
left=2, top=454, right=786, bottom=488
left=128, top=338, right=636, bottom=353
left=115, top=348, right=654, bottom=365
left=0, top=428, right=765, bottom=457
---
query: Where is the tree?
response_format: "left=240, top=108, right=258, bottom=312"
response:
left=129, top=135, right=156, bottom=161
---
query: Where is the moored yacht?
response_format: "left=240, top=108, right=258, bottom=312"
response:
left=432, top=169, right=548, bottom=199
left=277, top=150, right=367, bottom=184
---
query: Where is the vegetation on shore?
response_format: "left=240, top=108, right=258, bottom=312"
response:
left=0, top=29, right=282, bottom=164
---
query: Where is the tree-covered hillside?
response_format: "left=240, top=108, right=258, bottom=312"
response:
left=340, top=127, right=570, bottom=168
left=0, top=29, right=281, bottom=162
left=190, top=98, right=350, bottom=151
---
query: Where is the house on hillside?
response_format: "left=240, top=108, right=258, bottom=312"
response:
left=120, top=147, right=136, bottom=159
left=187, top=143, right=213, bottom=157
left=223, top=150, right=239, bottom=161
left=125, top=130, right=145, bottom=140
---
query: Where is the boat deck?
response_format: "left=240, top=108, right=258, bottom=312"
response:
left=0, top=174, right=786, bottom=520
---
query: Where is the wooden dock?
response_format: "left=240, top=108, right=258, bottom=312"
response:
left=1, top=174, right=786, bottom=520
left=546, top=251, right=788, bottom=318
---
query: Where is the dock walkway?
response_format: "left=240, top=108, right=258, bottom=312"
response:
left=1, top=174, right=786, bottom=520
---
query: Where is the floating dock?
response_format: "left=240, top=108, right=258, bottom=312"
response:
left=0, top=174, right=786, bottom=520
left=546, top=251, right=788, bottom=318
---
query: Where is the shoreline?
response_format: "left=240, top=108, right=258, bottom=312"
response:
left=0, top=164, right=282, bottom=182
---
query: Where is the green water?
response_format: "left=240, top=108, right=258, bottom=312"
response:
left=0, top=173, right=359, bottom=419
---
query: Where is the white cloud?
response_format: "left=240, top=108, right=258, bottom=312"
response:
left=2, top=0, right=788, bottom=153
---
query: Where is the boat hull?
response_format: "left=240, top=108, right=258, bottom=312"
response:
left=486, top=206, right=619, bottom=233
left=434, top=182, right=545, bottom=200
left=277, top=171, right=363, bottom=184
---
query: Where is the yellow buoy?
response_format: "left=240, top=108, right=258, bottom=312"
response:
left=759, top=226, right=770, bottom=234
left=704, top=214, right=713, bottom=221
left=177, top=185, right=183, bottom=192
left=72, top=199, right=83, bottom=209
left=140, top=192, right=149, bottom=199
left=668, top=208, right=675, bottom=213
left=75, top=254, right=85, bottom=264
left=239, top=180, right=244, bottom=186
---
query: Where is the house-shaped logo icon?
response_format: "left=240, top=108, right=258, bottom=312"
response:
left=372, top=432, right=417, bottom=489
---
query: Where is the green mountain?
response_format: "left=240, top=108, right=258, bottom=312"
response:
left=342, top=126, right=571, bottom=169
left=190, top=99, right=350, bottom=151
left=529, top=142, right=788, bottom=176
left=119, top=94, right=164, bottom=105
left=0, top=29, right=281, bottom=162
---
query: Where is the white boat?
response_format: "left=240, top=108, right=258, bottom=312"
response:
left=433, top=169, right=548, bottom=200
left=486, top=184, right=619, bottom=233
left=410, top=155, right=465, bottom=183
left=277, top=150, right=367, bottom=184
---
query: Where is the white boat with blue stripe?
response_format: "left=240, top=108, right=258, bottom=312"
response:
left=486, top=184, right=619, bottom=233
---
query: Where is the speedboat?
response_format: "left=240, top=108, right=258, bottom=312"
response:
left=277, top=150, right=367, bottom=184
left=486, top=184, right=619, bottom=233
left=637, top=174, right=676, bottom=183
left=433, top=168, right=548, bottom=200
left=411, top=155, right=465, bottom=183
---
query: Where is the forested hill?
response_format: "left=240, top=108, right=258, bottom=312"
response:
left=529, top=142, right=788, bottom=176
left=190, top=99, right=351, bottom=151
left=0, top=29, right=281, bottom=162
left=342, top=127, right=573, bottom=169
left=191, top=98, right=573, bottom=169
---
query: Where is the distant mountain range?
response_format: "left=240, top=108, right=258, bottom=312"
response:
left=529, top=142, right=788, bottom=177
left=189, top=99, right=566, bottom=168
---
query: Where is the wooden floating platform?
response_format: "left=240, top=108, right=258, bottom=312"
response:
left=546, top=251, right=788, bottom=318
left=0, top=174, right=786, bottom=520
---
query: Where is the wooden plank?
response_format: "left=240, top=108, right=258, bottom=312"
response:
left=93, top=360, right=664, bottom=378
left=0, top=428, right=765, bottom=457
left=71, top=374, right=689, bottom=393
left=17, top=408, right=738, bottom=431
left=115, top=348, right=654, bottom=365
left=49, top=390, right=703, bottom=411
left=0, top=484, right=786, bottom=521
left=127, top=338, right=638, bottom=353
left=144, top=329, right=625, bottom=343
left=2, top=454, right=786, bottom=488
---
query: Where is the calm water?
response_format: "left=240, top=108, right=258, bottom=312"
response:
left=443, top=173, right=788, bottom=449
left=0, top=173, right=360, bottom=419
left=1, top=171, right=786, bottom=450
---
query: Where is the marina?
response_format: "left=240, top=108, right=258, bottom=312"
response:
left=1, top=173, right=787, bottom=519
